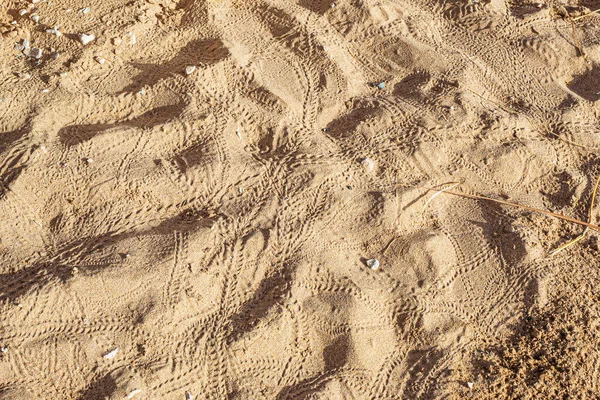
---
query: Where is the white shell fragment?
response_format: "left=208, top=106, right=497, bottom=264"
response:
left=361, top=157, right=375, bottom=172
left=366, top=258, right=380, bottom=270
left=15, top=38, right=29, bottom=51
left=19, top=9, right=28, bottom=16
left=80, top=7, right=91, bottom=14
left=126, top=389, right=141, bottom=399
left=79, top=33, right=95, bottom=45
left=185, top=391, right=194, bottom=400
left=102, top=347, right=118, bottom=359
left=185, top=65, right=196, bottom=75
left=46, top=26, right=62, bottom=36
left=126, top=32, right=136, bottom=45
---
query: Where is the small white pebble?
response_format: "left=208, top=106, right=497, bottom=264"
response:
left=19, top=9, right=28, bottom=16
left=366, top=258, right=379, bottom=270
left=59, top=72, right=68, bottom=77
left=19, top=72, right=31, bottom=80
left=30, top=14, right=39, bottom=23
left=185, top=65, right=196, bottom=75
left=79, top=33, right=95, bottom=45
left=84, top=157, right=93, bottom=164
left=31, top=0, right=40, bottom=3
left=103, top=347, right=118, bottom=359
left=41, top=89, right=49, bottom=93
left=80, top=7, right=91, bottom=13
left=126, top=389, right=142, bottom=399
left=0, top=347, right=7, bottom=353
left=238, top=187, right=243, bottom=194
left=185, top=391, right=194, bottom=400
left=467, top=382, right=474, bottom=389
left=95, top=56, right=106, bottom=64
left=65, top=8, right=72, bottom=13
left=113, top=37, right=122, bottom=46
left=138, top=89, right=145, bottom=95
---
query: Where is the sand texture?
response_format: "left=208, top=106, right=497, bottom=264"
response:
left=2, top=0, right=600, bottom=398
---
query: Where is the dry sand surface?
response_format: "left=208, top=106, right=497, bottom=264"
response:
left=2, top=0, right=600, bottom=398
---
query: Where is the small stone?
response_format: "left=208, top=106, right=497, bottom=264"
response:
left=504, top=225, right=515, bottom=233
left=41, top=88, right=49, bottom=93
left=0, top=347, right=7, bottom=353
left=185, top=391, right=194, bottom=400
left=30, top=14, right=39, bottom=23
left=138, top=89, right=145, bottom=95
left=29, top=47, right=43, bottom=59
left=18, top=72, right=31, bottom=80
left=185, top=65, right=196, bottom=75
left=103, top=348, right=118, bottom=359
left=80, top=7, right=91, bottom=13
left=95, top=56, right=106, bottom=64
left=79, top=33, right=95, bottom=45
left=18, top=9, right=28, bottom=16
left=366, top=258, right=380, bottom=270
left=59, top=72, right=68, bottom=77
left=467, top=382, right=474, bottom=389
left=84, top=157, right=93, bottom=164
left=321, top=127, right=329, bottom=132
left=113, top=37, right=122, bottom=46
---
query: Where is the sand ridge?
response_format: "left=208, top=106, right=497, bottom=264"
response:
left=1, top=0, right=600, bottom=398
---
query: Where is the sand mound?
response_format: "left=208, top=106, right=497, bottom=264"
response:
left=1, top=0, right=600, bottom=398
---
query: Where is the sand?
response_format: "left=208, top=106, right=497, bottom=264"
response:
left=1, top=0, right=600, bottom=398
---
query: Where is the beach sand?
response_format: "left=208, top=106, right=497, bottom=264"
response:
left=1, top=0, right=600, bottom=398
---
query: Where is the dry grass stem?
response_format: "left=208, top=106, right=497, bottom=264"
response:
left=409, top=184, right=600, bottom=232
left=549, top=174, right=600, bottom=255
